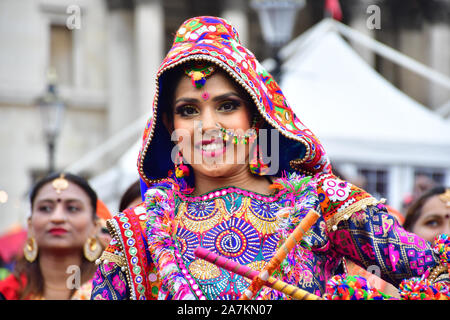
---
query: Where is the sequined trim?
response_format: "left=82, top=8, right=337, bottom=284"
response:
left=316, top=173, right=385, bottom=232
left=176, top=187, right=286, bottom=203
left=327, top=197, right=382, bottom=232
left=99, top=251, right=126, bottom=268
left=107, top=218, right=137, bottom=300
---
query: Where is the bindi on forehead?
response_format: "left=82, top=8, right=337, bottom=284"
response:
left=421, top=199, right=450, bottom=221
left=35, top=180, right=90, bottom=205
left=201, top=91, right=210, bottom=100
left=175, top=69, right=243, bottom=99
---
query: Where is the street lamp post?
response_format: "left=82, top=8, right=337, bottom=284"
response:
left=36, top=69, right=66, bottom=174
left=251, top=0, right=305, bottom=82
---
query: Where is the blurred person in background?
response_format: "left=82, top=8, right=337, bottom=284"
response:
left=0, top=257, right=10, bottom=281
left=118, top=180, right=142, bottom=212
left=94, top=181, right=140, bottom=249
left=92, top=181, right=140, bottom=250
left=96, top=199, right=112, bottom=250
left=402, top=174, right=436, bottom=212
left=0, top=172, right=102, bottom=300
left=0, top=224, right=27, bottom=278
left=404, top=186, right=450, bottom=243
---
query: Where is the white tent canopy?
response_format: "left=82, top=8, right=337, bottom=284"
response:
left=279, top=19, right=450, bottom=167
left=89, top=140, right=141, bottom=213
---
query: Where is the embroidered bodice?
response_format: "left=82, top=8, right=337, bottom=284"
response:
left=173, top=186, right=323, bottom=299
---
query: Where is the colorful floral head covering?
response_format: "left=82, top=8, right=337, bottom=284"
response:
left=137, top=16, right=331, bottom=190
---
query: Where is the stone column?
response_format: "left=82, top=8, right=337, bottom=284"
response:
left=397, top=28, right=429, bottom=107
left=391, top=0, right=450, bottom=110
left=221, top=0, right=249, bottom=46
left=426, top=23, right=450, bottom=110
left=134, top=0, right=164, bottom=117
left=388, top=164, right=413, bottom=212
left=105, top=0, right=136, bottom=135
left=346, top=0, right=378, bottom=67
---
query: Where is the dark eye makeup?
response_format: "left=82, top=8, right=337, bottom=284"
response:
left=174, top=105, right=199, bottom=117
left=174, top=97, right=242, bottom=118
left=35, top=199, right=84, bottom=214
left=37, top=202, right=53, bottom=213
left=218, top=99, right=241, bottom=112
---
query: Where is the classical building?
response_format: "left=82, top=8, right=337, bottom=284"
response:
left=0, top=0, right=449, bottom=232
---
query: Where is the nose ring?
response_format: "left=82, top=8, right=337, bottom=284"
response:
left=216, top=122, right=256, bottom=145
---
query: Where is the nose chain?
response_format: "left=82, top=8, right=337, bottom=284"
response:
left=215, top=122, right=257, bottom=145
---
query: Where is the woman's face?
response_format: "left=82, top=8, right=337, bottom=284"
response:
left=412, top=194, right=450, bottom=243
left=30, top=181, right=97, bottom=253
left=170, top=71, right=253, bottom=178
left=97, top=219, right=112, bottom=249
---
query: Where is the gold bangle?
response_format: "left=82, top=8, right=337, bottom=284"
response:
left=428, top=264, right=448, bottom=283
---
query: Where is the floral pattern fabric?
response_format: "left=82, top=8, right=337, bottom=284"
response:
left=91, top=263, right=128, bottom=300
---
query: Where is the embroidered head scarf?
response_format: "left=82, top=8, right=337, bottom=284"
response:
left=137, top=16, right=331, bottom=194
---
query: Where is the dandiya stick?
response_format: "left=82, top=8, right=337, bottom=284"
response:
left=241, top=209, right=321, bottom=300
left=194, top=247, right=322, bottom=300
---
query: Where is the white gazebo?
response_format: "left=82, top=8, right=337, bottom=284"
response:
left=278, top=19, right=450, bottom=210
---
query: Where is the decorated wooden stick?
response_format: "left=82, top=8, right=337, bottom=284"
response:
left=194, top=247, right=322, bottom=300
left=241, top=209, right=321, bottom=300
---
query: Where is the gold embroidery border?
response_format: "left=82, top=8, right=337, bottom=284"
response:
left=99, top=250, right=127, bottom=268
left=428, top=264, right=448, bottom=283
left=326, top=197, right=383, bottom=232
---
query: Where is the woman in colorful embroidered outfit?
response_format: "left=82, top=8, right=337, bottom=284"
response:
left=404, top=187, right=450, bottom=243
left=0, top=173, right=102, bottom=300
left=91, top=16, right=449, bottom=300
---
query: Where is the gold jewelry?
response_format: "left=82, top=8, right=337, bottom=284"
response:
left=428, top=264, right=448, bottom=283
left=184, top=64, right=216, bottom=89
left=216, top=122, right=257, bottom=145
left=439, top=189, right=450, bottom=207
left=83, top=236, right=102, bottom=262
left=52, top=174, right=69, bottom=194
left=24, top=237, right=38, bottom=263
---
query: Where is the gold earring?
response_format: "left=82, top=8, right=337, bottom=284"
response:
left=24, top=237, right=38, bottom=263
left=83, top=237, right=102, bottom=262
